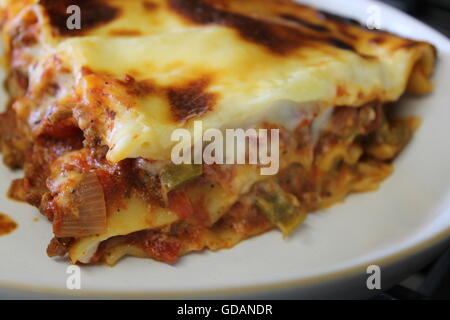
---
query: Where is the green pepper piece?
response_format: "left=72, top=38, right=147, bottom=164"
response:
left=160, top=164, right=203, bottom=192
left=254, top=180, right=306, bottom=237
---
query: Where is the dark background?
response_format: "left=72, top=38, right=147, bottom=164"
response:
left=381, top=0, right=450, bottom=37
left=372, top=0, right=450, bottom=300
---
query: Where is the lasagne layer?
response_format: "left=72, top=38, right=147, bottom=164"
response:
left=0, top=0, right=436, bottom=265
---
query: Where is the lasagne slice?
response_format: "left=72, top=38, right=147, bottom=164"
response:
left=0, top=0, right=436, bottom=265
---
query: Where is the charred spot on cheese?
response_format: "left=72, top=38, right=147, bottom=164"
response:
left=142, top=1, right=159, bottom=11
left=169, top=0, right=363, bottom=55
left=370, top=36, right=387, bottom=45
left=105, top=108, right=116, bottom=120
left=317, top=10, right=362, bottom=27
left=167, top=78, right=217, bottom=122
left=108, top=29, right=142, bottom=37
left=168, top=0, right=303, bottom=54
left=398, top=41, right=421, bottom=50
left=81, top=66, right=94, bottom=76
left=40, top=0, right=120, bottom=36
left=327, top=38, right=356, bottom=52
left=280, top=14, right=330, bottom=33
left=117, top=76, right=156, bottom=97
left=336, top=85, right=348, bottom=98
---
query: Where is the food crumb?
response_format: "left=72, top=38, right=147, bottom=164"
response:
left=0, top=213, right=18, bottom=236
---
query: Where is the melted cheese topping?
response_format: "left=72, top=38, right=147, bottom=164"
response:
left=1, top=0, right=436, bottom=163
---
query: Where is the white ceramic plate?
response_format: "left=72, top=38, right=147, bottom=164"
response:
left=0, top=0, right=450, bottom=299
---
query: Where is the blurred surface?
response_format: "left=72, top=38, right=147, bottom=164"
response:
left=380, top=0, right=450, bottom=37
left=372, top=247, right=450, bottom=300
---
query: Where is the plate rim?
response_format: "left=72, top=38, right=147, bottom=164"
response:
left=0, top=226, right=449, bottom=298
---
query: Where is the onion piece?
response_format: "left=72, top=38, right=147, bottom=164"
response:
left=54, top=172, right=107, bottom=238
left=160, top=164, right=203, bottom=193
left=77, top=242, right=100, bottom=264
